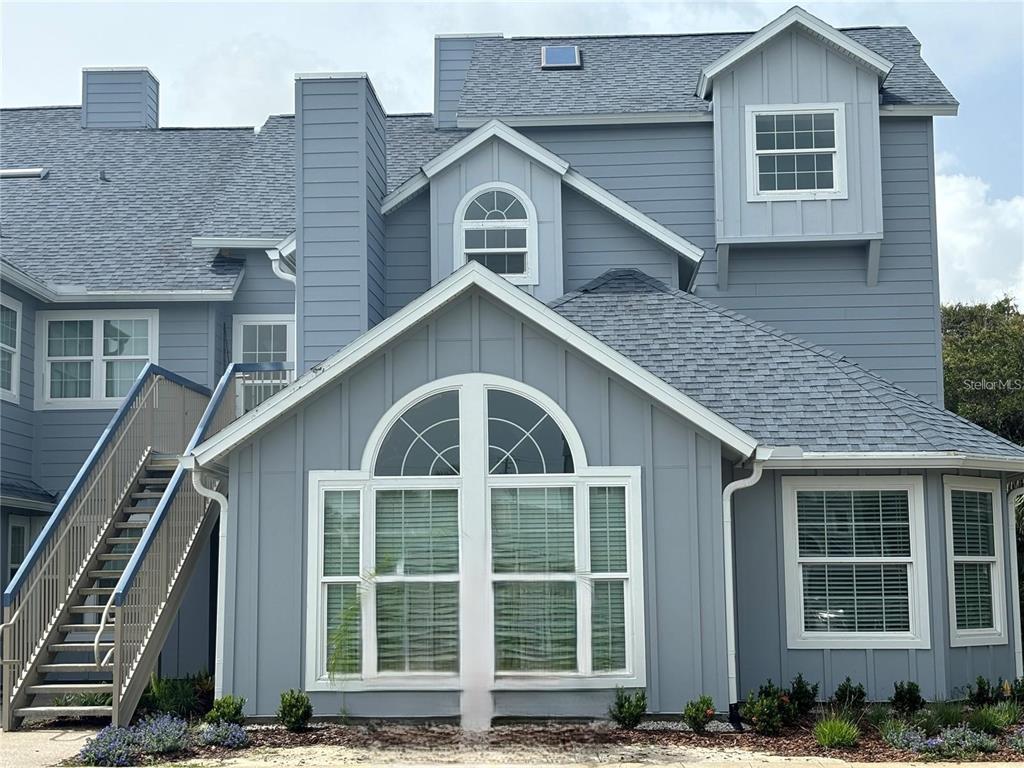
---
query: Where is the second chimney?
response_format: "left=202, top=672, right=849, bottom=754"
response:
left=81, top=67, right=159, bottom=129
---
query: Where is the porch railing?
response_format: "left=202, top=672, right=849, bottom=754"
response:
left=1, top=365, right=209, bottom=728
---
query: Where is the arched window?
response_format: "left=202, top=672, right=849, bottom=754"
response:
left=307, top=375, right=644, bottom=695
left=455, top=183, right=538, bottom=285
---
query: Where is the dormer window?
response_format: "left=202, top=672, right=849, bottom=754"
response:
left=540, top=45, right=581, bottom=69
left=745, top=104, right=848, bottom=202
left=455, top=183, right=538, bottom=285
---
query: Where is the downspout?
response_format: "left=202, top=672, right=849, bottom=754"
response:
left=187, top=462, right=231, bottom=697
left=1009, top=483, right=1024, bottom=678
left=721, top=450, right=766, bottom=721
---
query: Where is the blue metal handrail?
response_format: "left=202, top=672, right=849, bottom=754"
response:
left=2, top=363, right=210, bottom=607
left=112, top=362, right=293, bottom=604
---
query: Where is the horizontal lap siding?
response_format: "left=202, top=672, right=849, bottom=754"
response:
left=1, top=283, right=37, bottom=483
left=230, top=252, right=296, bottom=315
left=227, top=289, right=729, bottom=716
left=366, top=87, right=387, bottom=326
left=385, top=194, right=431, bottom=316
left=435, top=38, right=477, bottom=129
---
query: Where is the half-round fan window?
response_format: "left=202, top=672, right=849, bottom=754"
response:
left=375, top=390, right=460, bottom=476
left=460, top=186, right=534, bottom=279
left=487, top=389, right=574, bottom=474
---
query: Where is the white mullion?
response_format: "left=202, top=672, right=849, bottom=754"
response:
left=576, top=479, right=591, bottom=675
left=363, top=486, right=378, bottom=678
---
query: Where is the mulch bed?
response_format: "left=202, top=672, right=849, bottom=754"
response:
left=162, top=721, right=1024, bottom=763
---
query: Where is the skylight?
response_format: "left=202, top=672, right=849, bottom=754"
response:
left=540, top=45, right=581, bottom=69
left=0, top=168, right=48, bottom=179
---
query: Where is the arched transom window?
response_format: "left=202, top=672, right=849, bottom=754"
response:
left=455, top=184, right=538, bottom=285
left=307, top=375, right=645, bottom=696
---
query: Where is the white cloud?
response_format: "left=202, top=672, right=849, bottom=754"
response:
left=936, top=168, right=1024, bottom=305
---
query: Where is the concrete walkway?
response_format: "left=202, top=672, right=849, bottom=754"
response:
left=0, top=726, right=96, bottom=768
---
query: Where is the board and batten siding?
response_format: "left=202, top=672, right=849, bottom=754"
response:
left=1, top=283, right=38, bottom=484
left=712, top=28, right=883, bottom=243
left=223, top=288, right=729, bottom=717
left=732, top=468, right=1017, bottom=701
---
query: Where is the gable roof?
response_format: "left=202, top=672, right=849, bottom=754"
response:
left=455, top=26, right=956, bottom=125
left=0, top=106, right=252, bottom=295
left=695, top=7, right=893, bottom=99
left=551, top=270, right=1024, bottom=465
left=187, top=262, right=758, bottom=466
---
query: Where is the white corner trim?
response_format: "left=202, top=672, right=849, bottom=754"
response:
left=943, top=475, right=1009, bottom=647
left=563, top=170, right=704, bottom=263
left=421, top=120, right=569, bottom=179
left=1010, top=486, right=1024, bottom=677
left=761, top=451, right=1024, bottom=473
left=190, top=262, right=758, bottom=466
left=697, top=7, right=893, bottom=99
left=0, top=292, right=23, bottom=404
left=781, top=475, right=931, bottom=650
left=744, top=103, right=849, bottom=203
left=452, top=181, right=539, bottom=286
left=382, top=172, right=430, bottom=215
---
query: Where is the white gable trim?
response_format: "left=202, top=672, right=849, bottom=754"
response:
left=189, top=261, right=759, bottom=466
left=696, top=7, right=894, bottom=99
left=421, top=119, right=570, bottom=179
left=381, top=172, right=429, bottom=214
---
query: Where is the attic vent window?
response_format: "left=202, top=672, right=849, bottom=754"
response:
left=0, top=168, right=48, bottom=179
left=541, top=45, right=581, bottom=69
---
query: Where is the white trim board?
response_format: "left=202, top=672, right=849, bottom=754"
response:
left=761, top=451, right=1024, bottom=473
left=455, top=111, right=714, bottom=129
left=189, top=261, right=759, bottom=466
left=696, top=7, right=893, bottom=99
left=1, top=292, right=23, bottom=405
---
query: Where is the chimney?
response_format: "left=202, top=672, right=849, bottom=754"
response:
left=433, top=34, right=500, bottom=128
left=81, top=67, right=159, bottom=129
left=294, top=73, right=386, bottom=372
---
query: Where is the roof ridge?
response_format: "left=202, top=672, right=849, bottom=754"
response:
left=499, top=26, right=908, bottom=43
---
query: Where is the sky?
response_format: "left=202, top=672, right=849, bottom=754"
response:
left=1, top=0, right=1022, bottom=304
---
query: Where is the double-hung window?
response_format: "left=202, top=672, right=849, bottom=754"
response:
left=231, top=315, right=295, bottom=414
left=944, top=476, right=1007, bottom=646
left=782, top=476, right=929, bottom=649
left=746, top=103, right=847, bottom=201
left=0, top=294, right=22, bottom=403
left=454, top=183, right=538, bottom=286
left=37, top=310, right=158, bottom=408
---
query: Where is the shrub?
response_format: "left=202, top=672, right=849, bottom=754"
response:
left=191, top=670, right=215, bottom=716
left=926, top=700, right=965, bottom=730
left=923, top=725, right=998, bottom=757
left=76, top=716, right=190, bottom=766
left=277, top=689, right=313, bottom=731
left=1008, top=725, right=1024, bottom=753
left=910, top=707, right=941, bottom=737
left=196, top=721, right=250, bottom=749
left=609, top=687, right=647, bottom=729
left=206, top=694, right=247, bottom=725
left=813, top=714, right=859, bottom=748
left=141, top=674, right=198, bottom=719
left=132, top=714, right=191, bottom=754
left=996, top=699, right=1023, bottom=726
left=682, top=695, right=715, bottom=733
left=970, top=675, right=997, bottom=707
left=788, top=673, right=819, bottom=718
left=863, top=704, right=891, bottom=732
left=831, top=677, right=866, bottom=712
left=889, top=680, right=925, bottom=716
left=743, top=683, right=786, bottom=736
left=969, top=701, right=1020, bottom=734
left=1011, top=678, right=1024, bottom=703
left=880, top=719, right=927, bottom=751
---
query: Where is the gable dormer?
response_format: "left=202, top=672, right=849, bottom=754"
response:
left=702, top=8, right=891, bottom=249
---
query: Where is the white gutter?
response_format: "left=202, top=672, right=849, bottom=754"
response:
left=762, top=451, right=1024, bottom=473
left=1009, top=484, right=1024, bottom=678
left=190, top=236, right=283, bottom=250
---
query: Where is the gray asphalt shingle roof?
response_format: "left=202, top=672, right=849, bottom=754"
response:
left=458, top=27, right=957, bottom=119
left=551, top=270, right=1024, bottom=458
left=0, top=106, right=252, bottom=292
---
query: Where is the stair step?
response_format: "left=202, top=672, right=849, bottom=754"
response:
left=105, top=536, right=141, bottom=545
left=114, top=521, right=149, bottom=530
left=16, top=706, right=112, bottom=719
left=38, top=663, right=112, bottom=674
left=98, top=552, right=133, bottom=561
left=131, top=491, right=167, bottom=500
left=50, top=641, right=113, bottom=653
left=149, top=455, right=180, bottom=469
left=60, top=623, right=113, bottom=634
left=88, top=570, right=124, bottom=579
left=69, top=605, right=112, bottom=614
left=139, top=476, right=171, bottom=486
left=79, top=586, right=115, bottom=596
left=27, top=682, right=113, bottom=695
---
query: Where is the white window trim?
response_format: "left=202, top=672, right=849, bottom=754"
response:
left=231, top=313, right=296, bottom=417
left=943, top=475, right=1008, bottom=647
left=782, top=475, right=930, bottom=650
left=745, top=102, right=848, bottom=203
left=1, top=293, right=22, bottom=404
left=304, top=373, right=645, bottom=693
left=453, top=181, right=539, bottom=287
left=34, top=309, right=159, bottom=410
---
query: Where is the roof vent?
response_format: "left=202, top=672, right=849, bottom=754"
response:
left=540, top=45, right=581, bottom=70
left=0, top=168, right=49, bottom=179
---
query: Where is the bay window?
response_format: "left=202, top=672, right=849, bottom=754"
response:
left=36, top=310, right=158, bottom=408
left=306, top=375, right=644, bottom=691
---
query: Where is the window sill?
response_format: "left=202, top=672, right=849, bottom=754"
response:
left=35, top=398, right=122, bottom=411
left=0, top=389, right=18, bottom=405
left=305, top=674, right=461, bottom=693
left=950, top=629, right=1008, bottom=648
left=787, top=632, right=930, bottom=650
left=747, top=190, right=849, bottom=203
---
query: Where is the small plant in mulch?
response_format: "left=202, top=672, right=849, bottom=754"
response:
left=787, top=673, right=819, bottom=718
left=813, top=712, right=860, bottom=748
left=830, top=676, right=866, bottom=713
left=608, top=687, right=647, bottom=729
left=681, top=694, right=715, bottom=733
left=922, top=724, right=999, bottom=758
left=1008, top=725, right=1024, bottom=753
left=137, top=671, right=214, bottom=720
left=195, top=721, right=250, bottom=749
left=205, top=694, right=247, bottom=725
left=75, top=715, right=191, bottom=766
left=277, top=688, right=314, bottom=731
left=742, top=680, right=788, bottom=735
left=889, top=680, right=925, bottom=716
left=969, top=700, right=1020, bottom=735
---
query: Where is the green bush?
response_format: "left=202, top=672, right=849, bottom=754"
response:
left=880, top=719, right=927, bottom=751
left=813, top=713, right=859, bottom=748
left=743, top=684, right=786, bottom=736
left=682, top=695, right=715, bottom=734
left=926, top=700, right=966, bottom=730
left=277, top=689, right=313, bottom=731
left=140, top=675, right=198, bottom=719
left=970, top=675, right=998, bottom=707
left=52, top=692, right=113, bottom=708
left=863, top=704, right=891, bottom=732
left=996, top=699, right=1023, bottom=726
left=889, top=680, right=925, bottom=716
left=788, top=673, right=819, bottom=718
left=830, top=677, right=866, bottom=712
left=924, top=725, right=998, bottom=757
left=608, top=688, right=647, bottom=729
left=205, top=694, right=247, bottom=725
left=967, top=703, right=1016, bottom=735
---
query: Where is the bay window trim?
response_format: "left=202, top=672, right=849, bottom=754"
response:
left=943, top=475, right=1007, bottom=647
left=744, top=102, right=848, bottom=203
left=782, top=475, right=930, bottom=650
left=34, top=308, right=159, bottom=410
left=0, top=293, right=22, bottom=404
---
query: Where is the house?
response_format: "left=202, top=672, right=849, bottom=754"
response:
left=2, top=6, right=1022, bottom=731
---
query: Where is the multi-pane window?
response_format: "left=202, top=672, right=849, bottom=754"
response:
left=783, top=477, right=929, bottom=649
left=0, top=295, right=21, bottom=402
left=457, top=185, right=536, bottom=284
left=309, top=377, right=644, bottom=691
left=232, top=316, right=295, bottom=414
left=747, top=104, right=846, bottom=200
left=944, top=476, right=1006, bottom=646
left=38, top=311, right=157, bottom=407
